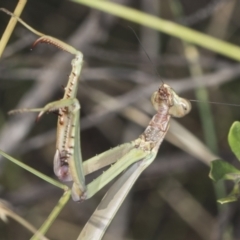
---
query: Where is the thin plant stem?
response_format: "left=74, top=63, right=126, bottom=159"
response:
left=171, top=0, right=218, bottom=154
left=0, top=0, right=27, bottom=57
left=0, top=201, right=48, bottom=240
left=30, top=190, right=71, bottom=240
left=0, top=149, right=67, bottom=190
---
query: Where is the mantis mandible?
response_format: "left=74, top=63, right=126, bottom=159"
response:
left=1, top=8, right=191, bottom=202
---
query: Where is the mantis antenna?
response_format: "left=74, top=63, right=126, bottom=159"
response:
left=128, top=26, right=240, bottom=109
left=189, top=99, right=240, bottom=108
left=128, top=26, right=165, bottom=85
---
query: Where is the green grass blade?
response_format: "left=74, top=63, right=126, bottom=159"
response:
left=0, top=149, right=67, bottom=190
left=72, top=0, right=240, bottom=61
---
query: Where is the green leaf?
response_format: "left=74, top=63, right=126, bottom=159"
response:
left=218, top=182, right=240, bottom=204
left=209, top=160, right=240, bottom=181
left=228, top=121, right=240, bottom=161
left=218, top=195, right=238, bottom=204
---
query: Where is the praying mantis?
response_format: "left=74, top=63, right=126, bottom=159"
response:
left=3, top=4, right=240, bottom=240
left=0, top=9, right=195, bottom=239
left=1, top=8, right=192, bottom=204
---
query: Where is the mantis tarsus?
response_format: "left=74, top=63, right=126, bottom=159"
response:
left=1, top=9, right=191, bottom=204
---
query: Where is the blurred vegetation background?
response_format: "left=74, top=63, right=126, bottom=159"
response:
left=1, top=0, right=240, bottom=239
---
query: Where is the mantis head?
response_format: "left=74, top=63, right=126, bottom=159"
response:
left=151, top=83, right=191, bottom=118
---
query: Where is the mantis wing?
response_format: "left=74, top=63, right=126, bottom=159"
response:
left=78, top=152, right=157, bottom=240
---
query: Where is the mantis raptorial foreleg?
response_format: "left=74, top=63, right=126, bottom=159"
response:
left=72, top=83, right=191, bottom=201
left=2, top=9, right=191, bottom=203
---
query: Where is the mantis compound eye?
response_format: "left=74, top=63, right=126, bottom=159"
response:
left=181, top=100, right=191, bottom=113
left=169, top=98, right=192, bottom=118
